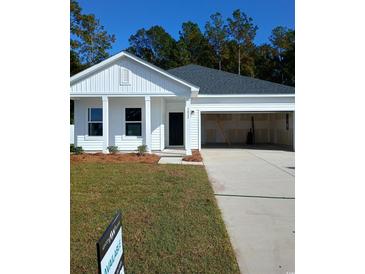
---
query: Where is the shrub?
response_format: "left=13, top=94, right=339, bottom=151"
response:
left=137, top=145, right=147, bottom=156
left=70, top=144, right=75, bottom=153
left=107, top=146, right=118, bottom=154
left=74, top=146, right=84, bottom=155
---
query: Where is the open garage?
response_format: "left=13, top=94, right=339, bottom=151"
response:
left=201, top=112, right=294, bottom=149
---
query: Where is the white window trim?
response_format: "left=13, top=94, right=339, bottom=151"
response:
left=85, top=107, right=103, bottom=139
left=125, top=107, right=142, bottom=137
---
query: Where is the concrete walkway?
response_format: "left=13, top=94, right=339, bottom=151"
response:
left=201, top=148, right=295, bottom=274
left=158, top=156, right=203, bottom=165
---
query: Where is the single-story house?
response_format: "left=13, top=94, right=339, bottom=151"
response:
left=70, top=51, right=294, bottom=155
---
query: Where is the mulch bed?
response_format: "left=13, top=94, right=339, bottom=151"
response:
left=182, top=150, right=203, bottom=162
left=70, top=153, right=160, bottom=164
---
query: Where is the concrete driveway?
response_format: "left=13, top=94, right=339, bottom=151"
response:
left=201, top=147, right=294, bottom=274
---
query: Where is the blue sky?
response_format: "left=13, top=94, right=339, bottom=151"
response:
left=78, top=0, right=294, bottom=55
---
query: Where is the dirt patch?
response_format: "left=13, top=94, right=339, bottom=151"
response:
left=182, top=150, right=203, bottom=162
left=71, top=153, right=160, bottom=164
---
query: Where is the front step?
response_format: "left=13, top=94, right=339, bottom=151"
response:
left=155, top=149, right=186, bottom=157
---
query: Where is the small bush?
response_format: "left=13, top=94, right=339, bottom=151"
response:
left=107, top=146, right=118, bottom=154
left=137, top=145, right=147, bottom=156
left=74, top=146, right=84, bottom=155
left=70, top=144, right=75, bottom=153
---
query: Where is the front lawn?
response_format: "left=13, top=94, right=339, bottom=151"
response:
left=71, top=162, right=240, bottom=273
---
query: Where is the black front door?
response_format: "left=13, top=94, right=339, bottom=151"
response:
left=169, top=112, right=184, bottom=146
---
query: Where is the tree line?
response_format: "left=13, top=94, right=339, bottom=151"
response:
left=71, top=0, right=294, bottom=86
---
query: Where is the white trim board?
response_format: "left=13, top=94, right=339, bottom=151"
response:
left=197, top=94, right=295, bottom=98
left=70, top=93, right=179, bottom=98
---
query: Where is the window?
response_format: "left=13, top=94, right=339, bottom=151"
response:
left=88, top=108, right=103, bottom=136
left=286, top=113, right=289, bottom=130
left=125, top=108, right=142, bottom=136
left=120, top=68, right=130, bottom=85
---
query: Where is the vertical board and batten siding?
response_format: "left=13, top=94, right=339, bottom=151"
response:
left=70, top=57, right=190, bottom=96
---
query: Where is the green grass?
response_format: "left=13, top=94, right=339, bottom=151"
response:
left=71, top=162, right=240, bottom=274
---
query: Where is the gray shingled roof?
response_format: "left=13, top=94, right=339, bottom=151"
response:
left=168, top=64, right=295, bottom=95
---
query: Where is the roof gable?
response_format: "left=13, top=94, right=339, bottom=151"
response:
left=168, top=64, right=294, bottom=95
left=70, top=51, right=199, bottom=95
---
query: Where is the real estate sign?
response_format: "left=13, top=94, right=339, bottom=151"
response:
left=96, top=212, right=125, bottom=274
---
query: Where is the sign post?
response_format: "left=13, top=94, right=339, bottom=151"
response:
left=96, top=211, right=125, bottom=274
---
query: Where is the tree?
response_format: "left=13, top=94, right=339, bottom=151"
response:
left=127, top=26, right=179, bottom=69
left=205, top=12, right=227, bottom=70
left=177, top=21, right=215, bottom=67
left=227, top=9, right=258, bottom=76
left=222, top=39, right=257, bottom=76
left=269, top=26, right=295, bottom=86
left=70, top=0, right=115, bottom=75
left=254, top=44, right=277, bottom=82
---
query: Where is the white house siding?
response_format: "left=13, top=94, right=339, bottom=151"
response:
left=189, top=110, right=199, bottom=149
left=74, top=97, right=166, bottom=152
left=109, top=97, right=144, bottom=151
left=70, top=125, right=74, bottom=144
left=70, top=57, right=190, bottom=97
left=191, top=96, right=295, bottom=112
left=74, top=98, right=104, bottom=151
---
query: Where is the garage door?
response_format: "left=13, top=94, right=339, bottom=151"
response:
left=201, top=112, right=294, bottom=148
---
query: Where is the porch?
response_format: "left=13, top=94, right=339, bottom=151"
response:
left=71, top=95, right=192, bottom=155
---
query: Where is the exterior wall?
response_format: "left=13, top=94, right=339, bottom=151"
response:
left=74, top=97, right=165, bottom=151
left=109, top=98, right=144, bottom=150
left=74, top=95, right=294, bottom=152
left=71, top=57, right=190, bottom=97
left=190, top=110, right=200, bottom=149
left=70, top=125, right=74, bottom=144
left=74, top=98, right=104, bottom=151
left=269, top=112, right=294, bottom=146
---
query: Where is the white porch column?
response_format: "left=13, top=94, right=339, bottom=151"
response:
left=73, top=99, right=78, bottom=148
left=144, top=96, right=152, bottom=152
left=160, top=98, right=165, bottom=151
left=184, top=98, right=192, bottom=155
left=102, top=96, right=109, bottom=153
